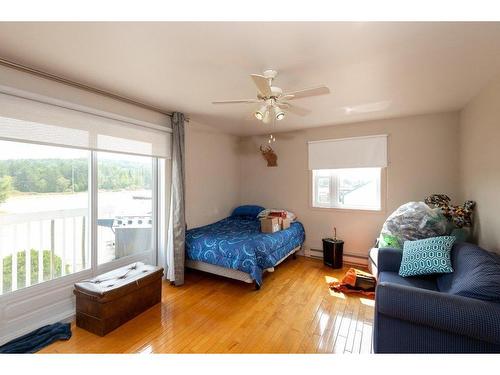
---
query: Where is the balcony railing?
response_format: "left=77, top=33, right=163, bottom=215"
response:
left=0, top=208, right=88, bottom=295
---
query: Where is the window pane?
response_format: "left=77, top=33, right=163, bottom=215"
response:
left=337, top=168, right=380, bottom=209
left=97, top=152, right=153, bottom=264
left=312, top=168, right=381, bottom=210
left=313, top=170, right=332, bottom=206
left=0, top=140, right=90, bottom=295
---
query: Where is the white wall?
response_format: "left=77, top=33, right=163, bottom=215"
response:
left=185, top=121, right=241, bottom=229
left=459, top=77, right=500, bottom=253
left=239, top=112, right=461, bottom=262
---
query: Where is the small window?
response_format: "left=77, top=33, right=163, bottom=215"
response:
left=312, top=168, right=381, bottom=210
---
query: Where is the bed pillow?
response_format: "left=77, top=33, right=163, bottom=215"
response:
left=231, top=205, right=265, bottom=219
left=399, top=236, right=455, bottom=277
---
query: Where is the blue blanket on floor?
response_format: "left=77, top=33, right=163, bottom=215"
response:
left=186, top=216, right=305, bottom=286
left=0, top=322, right=71, bottom=353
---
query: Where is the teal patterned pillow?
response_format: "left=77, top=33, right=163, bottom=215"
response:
left=399, top=236, right=455, bottom=277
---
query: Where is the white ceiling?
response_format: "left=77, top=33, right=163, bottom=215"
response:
left=1, top=22, right=500, bottom=136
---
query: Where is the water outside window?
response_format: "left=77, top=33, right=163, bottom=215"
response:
left=0, top=140, right=90, bottom=295
left=0, top=141, right=158, bottom=295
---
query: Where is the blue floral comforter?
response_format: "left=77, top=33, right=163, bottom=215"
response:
left=186, top=216, right=305, bottom=286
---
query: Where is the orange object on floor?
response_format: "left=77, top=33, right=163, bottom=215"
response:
left=329, top=268, right=376, bottom=297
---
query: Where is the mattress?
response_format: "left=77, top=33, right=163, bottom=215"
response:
left=186, top=216, right=305, bottom=286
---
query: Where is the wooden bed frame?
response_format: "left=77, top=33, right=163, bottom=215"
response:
left=185, top=245, right=301, bottom=290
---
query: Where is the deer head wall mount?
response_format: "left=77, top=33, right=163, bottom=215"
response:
left=260, top=144, right=278, bottom=167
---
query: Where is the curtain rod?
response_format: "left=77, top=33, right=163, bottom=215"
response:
left=0, top=57, right=177, bottom=118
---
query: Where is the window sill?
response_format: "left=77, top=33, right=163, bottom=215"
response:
left=310, top=205, right=386, bottom=215
left=0, top=250, right=155, bottom=301
left=0, top=267, right=93, bottom=302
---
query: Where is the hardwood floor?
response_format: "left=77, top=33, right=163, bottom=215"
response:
left=40, top=256, right=374, bottom=354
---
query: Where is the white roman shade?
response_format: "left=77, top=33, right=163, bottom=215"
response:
left=0, top=90, right=172, bottom=158
left=308, top=135, right=387, bottom=170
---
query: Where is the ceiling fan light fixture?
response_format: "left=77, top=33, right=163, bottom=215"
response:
left=274, top=106, right=285, bottom=121
left=255, top=104, right=268, bottom=120
left=212, top=70, right=328, bottom=124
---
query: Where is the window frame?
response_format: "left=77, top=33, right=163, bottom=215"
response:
left=0, top=86, right=172, bottom=345
left=95, top=151, right=156, bottom=267
left=311, top=167, right=384, bottom=212
left=0, top=140, right=165, bottom=298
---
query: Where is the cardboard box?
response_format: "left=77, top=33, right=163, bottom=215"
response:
left=281, top=218, right=291, bottom=230
left=261, top=217, right=291, bottom=232
left=260, top=217, right=280, bottom=233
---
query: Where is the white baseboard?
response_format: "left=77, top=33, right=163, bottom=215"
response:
left=0, top=309, right=75, bottom=347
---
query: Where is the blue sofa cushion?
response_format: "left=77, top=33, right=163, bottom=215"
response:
left=437, top=243, right=500, bottom=302
left=399, top=236, right=455, bottom=277
left=231, top=205, right=265, bottom=219
left=379, top=271, right=438, bottom=291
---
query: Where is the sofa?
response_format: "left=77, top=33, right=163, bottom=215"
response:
left=372, top=242, right=500, bottom=353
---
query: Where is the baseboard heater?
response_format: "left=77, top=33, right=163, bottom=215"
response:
left=308, top=248, right=368, bottom=264
left=308, top=248, right=324, bottom=260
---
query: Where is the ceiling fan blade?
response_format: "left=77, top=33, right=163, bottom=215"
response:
left=212, top=99, right=261, bottom=104
left=282, top=85, right=330, bottom=100
left=250, top=74, right=272, bottom=97
left=279, top=102, right=311, bottom=116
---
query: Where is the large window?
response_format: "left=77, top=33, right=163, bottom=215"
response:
left=0, top=90, right=171, bottom=298
left=312, top=168, right=381, bottom=210
left=0, top=88, right=172, bottom=349
left=0, top=140, right=90, bottom=294
left=0, top=140, right=165, bottom=296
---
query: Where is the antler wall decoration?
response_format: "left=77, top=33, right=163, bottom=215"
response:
left=260, top=144, right=278, bottom=167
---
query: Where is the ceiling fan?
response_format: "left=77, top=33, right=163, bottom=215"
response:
left=212, top=69, right=330, bottom=123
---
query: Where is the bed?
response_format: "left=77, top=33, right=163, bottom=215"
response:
left=185, top=205, right=305, bottom=289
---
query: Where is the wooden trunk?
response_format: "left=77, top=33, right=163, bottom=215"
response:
left=74, top=263, right=164, bottom=336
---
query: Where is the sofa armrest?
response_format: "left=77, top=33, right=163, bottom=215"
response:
left=377, top=248, right=403, bottom=273
left=376, top=282, right=500, bottom=345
